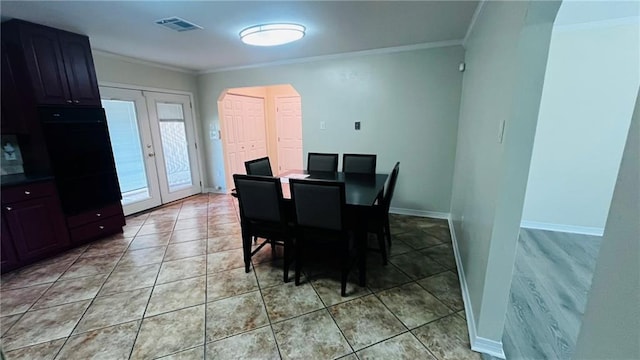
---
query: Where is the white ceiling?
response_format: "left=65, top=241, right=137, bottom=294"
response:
left=0, top=1, right=479, bottom=73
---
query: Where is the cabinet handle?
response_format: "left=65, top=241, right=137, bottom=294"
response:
left=96, top=213, right=102, bottom=217
left=99, top=225, right=104, bottom=229
left=74, top=100, right=80, bottom=104
left=5, top=207, right=12, bottom=211
left=24, top=191, right=31, bottom=195
left=66, top=100, right=73, bottom=104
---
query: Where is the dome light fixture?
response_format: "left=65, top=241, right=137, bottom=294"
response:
left=240, top=23, right=305, bottom=46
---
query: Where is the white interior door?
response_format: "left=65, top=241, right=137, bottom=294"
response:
left=101, top=87, right=201, bottom=214
left=275, top=96, right=303, bottom=173
left=220, top=94, right=267, bottom=190
left=101, top=87, right=162, bottom=215
left=145, top=92, right=202, bottom=203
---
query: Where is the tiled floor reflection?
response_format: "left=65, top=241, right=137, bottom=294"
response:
left=0, top=194, right=481, bottom=359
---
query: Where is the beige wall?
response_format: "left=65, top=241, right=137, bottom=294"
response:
left=573, top=90, right=640, bottom=360
left=449, top=0, right=560, bottom=345
left=197, top=46, right=464, bottom=214
left=522, top=20, right=639, bottom=231
left=94, top=53, right=198, bottom=94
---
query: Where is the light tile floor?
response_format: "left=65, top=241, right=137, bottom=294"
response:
left=0, top=194, right=482, bottom=360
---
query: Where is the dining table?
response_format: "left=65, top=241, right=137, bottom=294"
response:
left=278, top=169, right=389, bottom=287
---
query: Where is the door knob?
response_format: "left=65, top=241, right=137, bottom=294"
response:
left=148, top=153, right=155, bottom=157
left=5, top=207, right=12, bottom=211
left=24, top=191, right=31, bottom=195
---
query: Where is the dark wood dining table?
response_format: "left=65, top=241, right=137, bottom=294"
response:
left=278, top=169, right=389, bottom=287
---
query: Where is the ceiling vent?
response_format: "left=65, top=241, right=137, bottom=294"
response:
left=155, top=17, right=203, bottom=32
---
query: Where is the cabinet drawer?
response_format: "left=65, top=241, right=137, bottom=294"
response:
left=67, top=202, right=123, bottom=228
left=2, top=181, right=56, bottom=204
left=69, top=215, right=125, bottom=244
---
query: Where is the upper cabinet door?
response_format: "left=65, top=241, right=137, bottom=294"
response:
left=20, top=24, right=72, bottom=105
left=1, top=41, right=28, bottom=134
left=58, top=32, right=101, bottom=107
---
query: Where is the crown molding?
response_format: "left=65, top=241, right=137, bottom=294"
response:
left=463, top=0, right=487, bottom=49
left=92, top=49, right=197, bottom=74
left=199, top=39, right=463, bottom=74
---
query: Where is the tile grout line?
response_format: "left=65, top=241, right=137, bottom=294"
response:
left=48, top=249, right=127, bottom=359
left=126, top=201, right=181, bottom=360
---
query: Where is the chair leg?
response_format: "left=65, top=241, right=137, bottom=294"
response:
left=385, top=216, right=392, bottom=248
left=377, top=228, right=388, bottom=265
left=341, top=239, right=349, bottom=297
left=294, top=239, right=302, bottom=286
left=242, top=231, right=252, bottom=273
left=283, top=238, right=290, bottom=283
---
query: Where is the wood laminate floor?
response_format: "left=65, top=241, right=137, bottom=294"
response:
left=502, top=228, right=602, bottom=360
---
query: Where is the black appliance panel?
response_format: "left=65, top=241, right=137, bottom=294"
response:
left=42, top=121, right=117, bottom=177
left=56, top=173, right=121, bottom=215
left=37, top=106, right=122, bottom=215
left=39, top=106, right=106, bottom=123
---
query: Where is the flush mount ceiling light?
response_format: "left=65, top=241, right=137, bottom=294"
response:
left=240, top=23, right=305, bottom=46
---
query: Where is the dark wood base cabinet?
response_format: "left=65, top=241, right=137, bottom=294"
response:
left=1, top=181, right=70, bottom=272
left=67, top=203, right=125, bottom=244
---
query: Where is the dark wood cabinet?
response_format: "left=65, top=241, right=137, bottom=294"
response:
left=2, top=19, right=101, bottom=107
left=58, top=32, right=101, bottom=106
left=1, top=41, right=29, bottom=134
left=67, top=203, right=126, bottom=244
left=1, top=181, right=70, bottom=267
left=1, top=19, right=125, bottom=274
left=1, top=215, right=21, bottom=272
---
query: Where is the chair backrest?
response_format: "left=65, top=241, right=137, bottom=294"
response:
left=342, top=154, right=377, bottom=174
left=290, top=179, right=345, bottom=231
left=245, top=157, right=273, bottom=176
left=382, top=162, right=400, bottom=213
left=307, top=152, right=338, bottom=172
left=233, top=174, right=283, bottom=223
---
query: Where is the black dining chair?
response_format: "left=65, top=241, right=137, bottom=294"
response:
left=289, top=178, right=353, bottom=296
left=233, top=174, right=293, bottom=282
left=368, top=162, right=400, bottom=265
left=245, top=156, right=273, bottom=176
left=343, top=154, right=377, bottom=174
left=307, top=152, right=339, bottom=172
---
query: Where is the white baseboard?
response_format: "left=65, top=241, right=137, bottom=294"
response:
left=448, top=218, right=506, bottom=359
left=204, top=187, right=227, bottom=194
left=520, top=220, right=604, bottom=236
left=389, top=207, right=450, bottom=219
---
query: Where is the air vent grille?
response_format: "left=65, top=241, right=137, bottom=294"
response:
left=155, top=17, right=203, bottom=32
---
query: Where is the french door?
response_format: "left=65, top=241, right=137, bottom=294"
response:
left=100, top=87, right=201, bottom=215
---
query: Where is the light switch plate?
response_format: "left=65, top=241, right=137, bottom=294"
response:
left=355, top=121, right=361, bottom=130
left=320, top=121, right=326, bottom=130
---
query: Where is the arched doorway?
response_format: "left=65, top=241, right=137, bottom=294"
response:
left=217, top=84, right=302, bottom=191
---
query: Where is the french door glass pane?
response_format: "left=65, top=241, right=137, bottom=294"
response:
left=102, top=100, right=150, bottom=204
left=157, top=103, right=193, bottom=192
